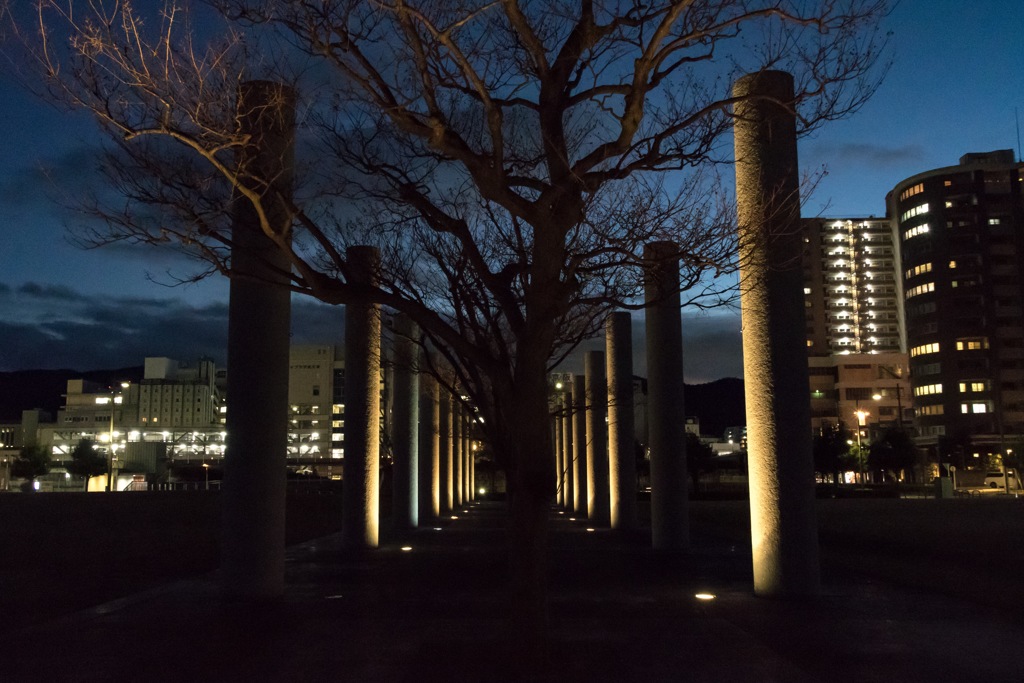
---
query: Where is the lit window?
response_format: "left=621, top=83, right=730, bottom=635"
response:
left=956, top=338, right=989, bottom=351
left=905, top=282, right=935, bottom=299
left=900, top=203, right=929, bottom=222
left=910, top=343, right=940, bottom=357
left=899, top=183, right=924, bottom=201
left=905, top=263, right=933, bottom=279
left=988, top=218, right=1001, bottom=225
left=914, top=384, right=943, bottom=397
left=903, top=224, right=931, bottom=240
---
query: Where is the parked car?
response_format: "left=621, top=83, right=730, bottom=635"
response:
left=984, top=470, right=1021, bottom=491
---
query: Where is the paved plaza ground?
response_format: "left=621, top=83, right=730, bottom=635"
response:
left=3, top=493, right=1024, bottom=681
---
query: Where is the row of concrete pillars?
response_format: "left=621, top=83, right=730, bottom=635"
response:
left=412, top=364, right=481, bottom=524
left=552, top=245, right=690, bottom=553
left=220, top=69, right=820, bottom=602
left=330, top=251, right=478, bottom=550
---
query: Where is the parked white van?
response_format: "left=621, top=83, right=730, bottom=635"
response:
left=984, top=470, right=1021, bottom=490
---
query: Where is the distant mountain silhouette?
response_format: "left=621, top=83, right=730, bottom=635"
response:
left=684, top=377, right=745, bottom=439
left=0, top=367, right=144, bottom=422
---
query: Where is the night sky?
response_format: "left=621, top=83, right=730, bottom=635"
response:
left=1, top=1, right=1023, bottom=381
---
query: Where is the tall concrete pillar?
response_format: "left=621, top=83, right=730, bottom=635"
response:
left=562, top=392, right=574, bottom=511
left=453, top=399, right=463, bottom=508
left=342, top=245, right=383, bottom=549
left=440, top=391, right=453, bottom=512
left=606, top=312, right=638, bottom=530
left=644, top=242, right=689, bottom=551
left=572, top=374, right=588, bottom=514
left=733, top=70, right=820, bottom=596
left=392, top=313, right=419, bottom=529
left=222, top=80, right=294, bottom=599
left=418, top=370, right=440, bottom=519
left=585, top=351, right=610, bottom=525
left=466, top=411, right=473, bottom=501
left=468, top=415, right=475, bottom=500
left=554, top=400, right=565, bottom=506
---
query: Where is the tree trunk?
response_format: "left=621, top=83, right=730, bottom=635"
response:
left=502, top=371, right=555, bottom=666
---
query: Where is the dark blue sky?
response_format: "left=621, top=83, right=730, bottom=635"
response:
left=2, top=1, right=1023, bottom=380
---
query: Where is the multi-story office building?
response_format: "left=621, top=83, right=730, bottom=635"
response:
left=808, top=353, right=912, bottom=436
left=52, top=360, right=226, bottom=465
left=802, top=217, right=912, bottom=435
left=889, top=150, right=1024, bottom=457
left=45, top=347, right=364, bottom=474
left=53, top=379, right=140, bottom=458
left=288, top=345, right=346, bottom=462
left=138, top=357, right=221, bottom=429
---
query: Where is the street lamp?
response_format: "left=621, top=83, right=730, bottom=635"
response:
left=202, top=462, right=210, bottom=491
left=854, top=405, right=870, bottom=484
left=106, top=381, right=130, bottom=492
left=874, top=365, right=906, bottom=432
left=0, top=445, right=8, bottom=492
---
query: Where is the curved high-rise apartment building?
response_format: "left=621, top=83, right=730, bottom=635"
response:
left=889, top=150, right=1024, bottom=458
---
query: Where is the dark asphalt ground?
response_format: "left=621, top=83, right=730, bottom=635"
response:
left=5, top=496, right=1024, bottom=682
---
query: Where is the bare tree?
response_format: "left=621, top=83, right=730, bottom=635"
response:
left=7, top=0, right=889, bottom=645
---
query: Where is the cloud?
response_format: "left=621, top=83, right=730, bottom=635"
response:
left=807, top=142, right=927, bottom=168
left=0, top=144, right=105, bottom=213
left=556, top=310, right=743, bottom=384
left=292, top=299, right=346, bottom=345
left=0, top=282, right=229, bottom=370
left=16, top=282, right=85, bottom=302
left=1, top=279, right=743, bottom=381
left=0, top=281, right=355, bottom=371
left=680, top=313, right=743, bottom=382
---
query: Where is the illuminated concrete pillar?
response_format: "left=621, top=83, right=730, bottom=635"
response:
left=468, top=416, right=476, bottom=500
left=606, top=312, right=637, bottom=530
left=733, top=70, right=820, bottom=596
left=418, top=370, right=440, bottom=519
left=572, top=374, right=588, bottom=514
left=392, top=313, right=419, bottom=529
left=462, top=410, right=472, bottom=502
left=585, top=351, right=610, bottom=525
left=562, top=392, right=574, bottom=511
left=644, top=242, right=689, bottom=551
left=342, top=245, right=382, bottom=550
left=554, top=400, right=565, bottom=506
left=440, top=391, right=453, bottom=512
left=222, top=80, right=294, bottom=599
left=453, top=400, right=463, bottom=508
left=466, top=414, right=474, bottom=500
